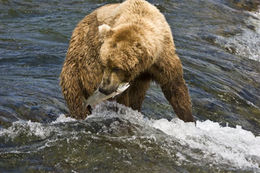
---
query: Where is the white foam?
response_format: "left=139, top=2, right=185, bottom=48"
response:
left=0, top=120, right=55, bottom=139
left=1, top=102, right=259, bottom=170
left=51, top=113, right=76, bottom=124
left=0, top=114, right=77, bottom=141
left=90, top=102, right=260, bottom=169
left=152, top=118, right=260, bottom=169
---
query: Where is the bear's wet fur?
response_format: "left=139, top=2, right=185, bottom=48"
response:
left=60, top=0, right=194, bottom=122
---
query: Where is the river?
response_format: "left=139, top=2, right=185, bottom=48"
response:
left=0, top=0, right=260, bottom=172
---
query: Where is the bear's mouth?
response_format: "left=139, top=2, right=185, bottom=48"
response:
left=98, top=87, right=115, bottom=95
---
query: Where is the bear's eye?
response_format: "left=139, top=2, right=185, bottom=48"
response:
left=111, top=43, right=117, bottom=48
left=112, top=67, right=121, bottom=72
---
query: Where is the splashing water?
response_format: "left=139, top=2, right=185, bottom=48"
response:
left=1, top=102, right=259, bottom=172
left=152, top=118, right=260, bottom=169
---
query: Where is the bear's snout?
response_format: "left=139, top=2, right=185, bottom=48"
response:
left=98, top=87, right=115, bottom=95
left=98, top=80, right=119, bottom=95
left=99, top=70, right=121, bottom=95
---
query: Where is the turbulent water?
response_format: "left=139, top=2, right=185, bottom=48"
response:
left=0, top=0, right=260, bottom=172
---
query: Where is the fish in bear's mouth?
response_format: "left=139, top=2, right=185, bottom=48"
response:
left=85, top=82, right=130, bottom=109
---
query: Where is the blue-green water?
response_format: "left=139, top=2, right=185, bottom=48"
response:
left=0, top=0, right=260, bottom=172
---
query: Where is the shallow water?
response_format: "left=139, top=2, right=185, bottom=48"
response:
left=0, top=0, right=260, bottom=172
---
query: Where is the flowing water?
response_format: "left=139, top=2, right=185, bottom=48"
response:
left=0, top=0, right=260, bottom=172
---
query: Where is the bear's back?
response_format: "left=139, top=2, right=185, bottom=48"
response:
left=97, top=0, right=167, bottom=29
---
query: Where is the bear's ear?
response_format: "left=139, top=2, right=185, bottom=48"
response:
left=98, top=24, right=113, bottom=38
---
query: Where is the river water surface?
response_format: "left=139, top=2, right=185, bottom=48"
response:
left=0, top=0, right=260, bottom=172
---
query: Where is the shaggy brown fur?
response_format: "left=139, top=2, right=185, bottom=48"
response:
left=60, top=0, right=194, bottom=122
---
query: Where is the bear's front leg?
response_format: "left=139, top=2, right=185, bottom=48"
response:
left=151, top=48, right=194, bottom=122
left=60, top=68, right=91, bottom=119
left=63, top=87, right=91, bottom=119
left=161, top=78, right=194, bottom=122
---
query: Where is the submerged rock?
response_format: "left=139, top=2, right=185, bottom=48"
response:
left=228, top=0, right=260, bottom=11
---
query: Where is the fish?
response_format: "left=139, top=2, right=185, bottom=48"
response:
left=85, top=83, right=130, bottom=108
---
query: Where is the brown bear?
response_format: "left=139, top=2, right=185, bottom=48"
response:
left=60, top=0, right=194, bottom=122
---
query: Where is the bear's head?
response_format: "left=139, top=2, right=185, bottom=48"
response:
left=98, top=24, right=156, bottom=95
